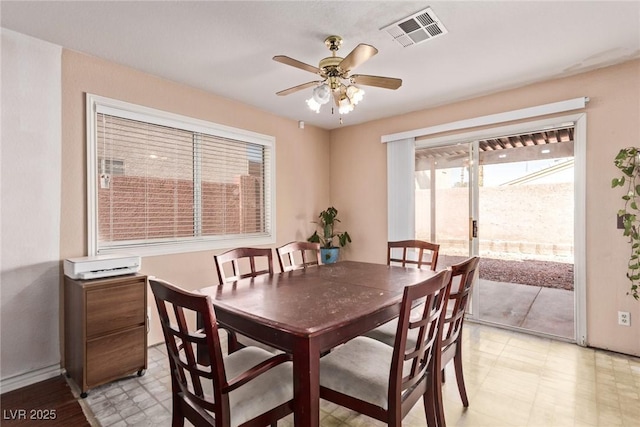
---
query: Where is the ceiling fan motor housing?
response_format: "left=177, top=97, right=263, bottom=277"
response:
left=319, top=56, right=343, bottom=70
left=319, top=56, right=345, bottom=85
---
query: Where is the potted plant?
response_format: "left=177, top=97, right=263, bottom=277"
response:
left=308, top=206, right=352, bottom=264
left=612, top=147, right=640, bottom=300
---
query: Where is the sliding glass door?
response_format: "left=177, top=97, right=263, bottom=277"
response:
left=414, top=125, right=576, bottom=340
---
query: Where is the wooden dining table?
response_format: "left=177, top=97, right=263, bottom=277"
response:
left=197, top=260, right=438, bottom=427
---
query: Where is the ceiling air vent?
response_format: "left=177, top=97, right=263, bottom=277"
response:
left=381, top=7, right=447, bottom=47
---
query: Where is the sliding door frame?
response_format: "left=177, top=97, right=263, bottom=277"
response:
left=413, top=113, right=587, bottom=345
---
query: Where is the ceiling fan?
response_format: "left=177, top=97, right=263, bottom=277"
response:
left=273, top=35, right=402, bottom=115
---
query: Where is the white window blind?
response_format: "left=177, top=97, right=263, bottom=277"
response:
left=87, top=94, right=275, bottom=256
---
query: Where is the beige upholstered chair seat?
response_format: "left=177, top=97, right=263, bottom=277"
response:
left=319, top=337, right=412, bottom=410
left=223, top=347, right=293, bottom=427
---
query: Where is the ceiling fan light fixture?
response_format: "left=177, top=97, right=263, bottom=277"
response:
left=274, top=35, right=401, bottom=117
left=338, top=95, right=354, bottom=114
left=306, top=97, right=322, bottom=113
left=312, top=84, right=331, bottom=105
left=346, top=85, right=365, bottom=105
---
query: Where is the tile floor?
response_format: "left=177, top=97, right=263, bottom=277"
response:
left=80, top=323, right=640, bottom=427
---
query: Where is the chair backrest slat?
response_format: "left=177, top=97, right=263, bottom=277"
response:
left=441, top=256, right=480, bottom=351
left=387, top=240, right=440, bottom=271
left=276, top=241, right=322, bottom=272
left=214, top=247, right=274, bottom=283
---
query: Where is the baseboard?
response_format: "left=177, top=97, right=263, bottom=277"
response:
left=0, top=364, right=62, bottom=394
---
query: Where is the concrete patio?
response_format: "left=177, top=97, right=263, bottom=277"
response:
left=476, top=279, right=575, bottom=340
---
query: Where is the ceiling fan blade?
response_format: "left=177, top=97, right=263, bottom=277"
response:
left=273, top=55, right=321, bottom=75
left=350, top=74, right=402, bottom=90
left=276, top=81, right=322, bottom=96
left=338, top=44, right=378, bottom=74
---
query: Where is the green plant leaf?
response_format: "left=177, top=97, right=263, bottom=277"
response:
left=307, top=230, right=321, bottom=244
left=338, top=231, right=352, bottom=247
left=607, top=148, right=640, bottom=297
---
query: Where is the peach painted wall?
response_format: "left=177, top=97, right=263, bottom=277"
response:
left=61, top=50, right=330, bottom=345
left=330, top=59, right=640, bottom=356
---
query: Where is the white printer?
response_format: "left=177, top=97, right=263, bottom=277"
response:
left=64, top=254, right=141, bottom=280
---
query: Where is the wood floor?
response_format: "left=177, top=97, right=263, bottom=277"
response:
left=0, top=375, right=90, bottom=426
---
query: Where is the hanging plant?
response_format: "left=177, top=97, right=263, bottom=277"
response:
left=612, top=147, right=640, bottom=300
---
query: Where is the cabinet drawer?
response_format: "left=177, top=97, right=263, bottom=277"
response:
left=86, top=326, right=146, bottom=387
left=86, top=279, right=145, bottom=337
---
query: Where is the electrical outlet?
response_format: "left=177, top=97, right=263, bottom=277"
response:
left=618, top=311, right=631, bottom=326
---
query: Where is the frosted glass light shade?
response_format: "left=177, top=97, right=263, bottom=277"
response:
left=346, top=85, right=365, bottom=105
left=338, top=95, right=354, bottom=114
left=306, top=97, right=321, bottom=113
left=312, top=84, right=331, bottom=105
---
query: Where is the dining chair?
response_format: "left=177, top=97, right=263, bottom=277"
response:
left=149, top=278, right=293, bottom=427
left=214, top=247, right=278, bottom=354
left=434, top=256, right=480, bottom=427
left=363, top=256, right=480, bottom=427
left=276, top=241, right=322, bottom=272
left=214, top=247, right=274, bottom=284
left=319, top=269, right=452, bottom=427
left=388, top=240, right=440, bottom=270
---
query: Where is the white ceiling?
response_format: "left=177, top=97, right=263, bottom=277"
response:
left=2, top=1, right=639, bottom=130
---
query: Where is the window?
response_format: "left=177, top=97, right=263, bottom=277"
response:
left=87, top=94, right=275, bottom=256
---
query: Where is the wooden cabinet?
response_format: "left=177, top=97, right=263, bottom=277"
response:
left=64, top=274, right=147, bottom=397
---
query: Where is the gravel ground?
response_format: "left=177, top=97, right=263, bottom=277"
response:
left=441, top=255, right=574, bottom=291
